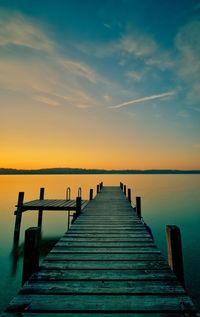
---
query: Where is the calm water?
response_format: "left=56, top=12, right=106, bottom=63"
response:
left=0, top=174, right=199, bottom=311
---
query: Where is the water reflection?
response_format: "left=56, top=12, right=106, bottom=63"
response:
left=10, top=236, right=59, bottom=279
left=0, top=174, right=199, bottom=311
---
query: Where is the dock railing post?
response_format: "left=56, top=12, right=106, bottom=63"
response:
left=37, top=187, right=44, bottom=230
left=22, top=227, right=40, bottom=285
left=123, top=185, right=126, bottom=196
left=66, top=187, right=71, bottom=200
left=76, top=196, right=82, bottom=217
left=89, top=189, right=93, bottom=200
left=13, top=192, right=24, bottom=247
left=136, top=196, right=141, bottom=219
left=166, top=225, right=184, bottom=286
left=128, top=188, right=131, bottom=203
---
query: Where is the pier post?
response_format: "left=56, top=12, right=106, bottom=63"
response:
left=123, top=185, right=126, bottom=196
left=100, top=182, right=103, bottom=190
left=76, top=196, right=82, bottom=217
left=66, top=187, right=71, bottom=200
left=136, top=196, right=141, bottom=219
left=13, top=192, right=24, bottom=247
left=128, top=188, right=131, bottom=203
left=89, top=189, right=93, bottom=200
left=166, top=225, right=184, bottom=286
left=97, top=184, right=100, bottom=194
left=22, top=227, right=40, bottom=285
left=37, top=187, right=44, bottom=230
left=120, top=182, right=123, bottom=190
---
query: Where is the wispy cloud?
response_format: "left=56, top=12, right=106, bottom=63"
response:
left=175, top=20, right=200, bottom=107
left=0, top=10, right=110, bottom=110
left=61, top=60, right=97, bottom=83
left=120, top=31, right=157, bottom=57
left=126, top=70, right=144, bottom=81
left=34, top=95, right=60, bottom=107
left=0, top=11, right=54, bottom=53
left=76, top=28, right=174, bottom=72
left=110, top=91, right=175, bottom=109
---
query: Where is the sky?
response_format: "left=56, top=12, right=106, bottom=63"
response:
left=0, top=0, right=200, bottom=170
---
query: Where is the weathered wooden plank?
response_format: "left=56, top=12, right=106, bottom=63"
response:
left=55, top=241, right=154, bottom=247
left=20, top=280, right=185, bottom=295
left=78, top=218, right=136, bottom=221
left=71, top=225, right=145, bottom=229
left=7, top=294, right=196, bottom=312
left=76, top=222, right=142, bottom=226
left=79, top=218, right=139, bottom=221
left=21, top=199, right=87, bottom=210
left=60, top=237, right=153, bottom=242
left=30, top=268, right=177, bottom=281
left=41, top=260, right=168, bottom=269
left=2, top=313, right=195, bottom=317
left=63, top=231, right=150, bottom=236
left=69, top=226, right=147, bottom=234
left=51, top=247, right=160, bottom=253
left=23, top=200, right=42, bottom=207
left=46, top=253, right=164, bottom=261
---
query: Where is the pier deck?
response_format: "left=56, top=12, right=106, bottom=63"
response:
left=2, top=186, right=199, bottom=316
left=15, top=199, right=88, bottom=213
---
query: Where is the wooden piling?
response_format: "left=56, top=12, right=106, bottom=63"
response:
left=37, top=188, right=44, bottom=229
left=13, top=192, right=24, bottom=246
left=76, top=196, right=82, bottom=217
left=128, top=188, right=131, bottom=203
left=120, top=182, right=123, bottom=190
left=136, top=196, right=141, bottom=219
left=97, top=184, right=100, bottom=194
left=166, top=225, right=184, bottom=286
left=123, top=185, right=126, bottom=196
left=89, top=189, right=93, bottom=200
left=22, top=227, right=40, bottom=285
left=100, top=182, right=103, bottom=190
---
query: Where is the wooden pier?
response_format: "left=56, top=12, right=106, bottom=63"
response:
left=2, top=186, right=199, bottom=316
left=13, top=188, right=88, bottom=246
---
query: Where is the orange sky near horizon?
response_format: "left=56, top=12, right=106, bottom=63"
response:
left=0, top=3, right=200, bottom=170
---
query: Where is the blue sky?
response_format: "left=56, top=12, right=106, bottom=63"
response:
left=0, top=0, right=200, bottom=169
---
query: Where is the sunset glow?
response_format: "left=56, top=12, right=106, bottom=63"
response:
left=1, top=1, right=200, bottom=169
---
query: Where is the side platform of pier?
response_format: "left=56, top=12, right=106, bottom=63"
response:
left=2, top=186, right=199, bottom=316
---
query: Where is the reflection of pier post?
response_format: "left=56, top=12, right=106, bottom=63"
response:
left=76, top=196, right=82, bottom=217
left=13, top=192, right=24, bottom=247
left=128, top=188, right=131, bottom=203
left=136, top=196, right=141, bottom=219
left=22, top=227, right=40, bottom=285
left=123, top=185, right=126, bottom=196
left=11, top=246, right=20, bottom=276
left=166, top=225, right=184, bottom=286
left=89, top=188, right=93, bottom=200
left=37, top=188, right=44, bottom=230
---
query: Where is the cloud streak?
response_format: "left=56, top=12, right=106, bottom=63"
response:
left=0, top=10, right=110, bottom=110
left=0, top=11, right=54, bottom=53
left=110, top=91, right=175, bottom=109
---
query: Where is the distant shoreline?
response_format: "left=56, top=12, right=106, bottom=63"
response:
left=0, top=168, right=200, bottom=175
